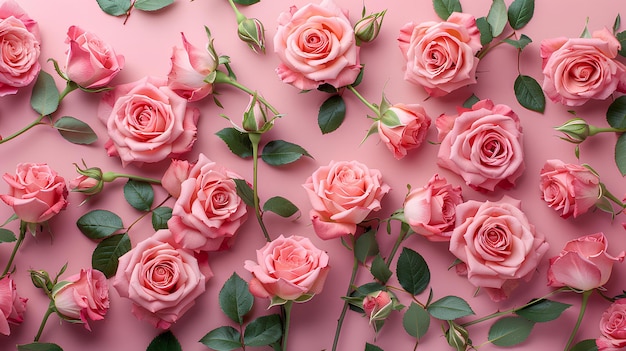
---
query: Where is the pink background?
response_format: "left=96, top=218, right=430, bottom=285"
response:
left=2, top=0, right=626, bottom=350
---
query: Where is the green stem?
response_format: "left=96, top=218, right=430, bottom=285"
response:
left=101, top=172, right=162, bottom=184
left=0, top=115, right=46, bottom=144
left=214, top=71, right=280, bottom=116
left=476, top=32, right=516, bottom=59
left=1, top=222, right=26, bottom=277
left=281, top=301, right=293, bottom=351
left=127, top=195, right=172, bottom=233
left=249, top=133, right=271, bottom=242
left=226, top=0, right=246, bottom=23
left=385, top=222, right=409, bottom=268
left=588, top=125, right=626, bottom=136
left=331, top=238, right=359, bottom=351
left=346, top=85, right=379, bottom=115
left=564, top=290, right=592, bottom=351
left=34, top=303, right=55, bottom=342
left=601, top=183, right=626, bottom=209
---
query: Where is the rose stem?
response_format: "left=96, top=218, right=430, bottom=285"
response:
left=281, top=300, right=293, bottom=351
left=331, top=236, right=359, bottom=351
left=563, top=289, right=592, bottom=351
left=1, top=221, right=26, bottom=277
left=214, top=71, right=280, bottom=116
left=249, top=132, right=271, bottom=242
left=347, top=85, right=379, bottom=115
left=33, top=302, right=55, bottom=342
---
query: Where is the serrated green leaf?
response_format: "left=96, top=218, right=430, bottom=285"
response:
left=31, top=71, right=59, bottom=116
left=355, top=229, right=379, bottom=263
left=17, top=343, right=63, bottom=351
left=262, top=196, right=299, bottom=218
left=402, top=302, right=430, bottom=339
left=365, top=343, right=384, bottom=351
left=606, top=96, right=626, bottom=129
left=427, top=296, right=475, bottom=320
left=123, top=180, right=154, bottom=212
left=261, top=140, right=312, bottom=166
left=92, top=233, right=131, bottom=278
left=199, top=326, right=242, bottom=351
left=514, top=75, right=545, bottom=113
left=370, top=254, right=392, bottom=284
left=488, top=316, right=535, bottom=347
left=96, top=0, right=132, bottom=16
left=487, top=0, right=507, bottom=37
left=515, top=298, right=571, bottom=322
left=432, top=0, right=462, bottom=20
left=615, top=133, right=626, bottom=176
left=463, top=94, right=481, bottom=108
left=76, top=209, right=124, bottom=240
left=147, top=330, right=182, bottom=351
left=0, top=228, right=16, bottom=243
left=133, top=0, right=174, bottom=11
left=396, top=247, right=430, bottom=296
left=504, top=34, right=532, bottom=50
left=233, top=179, right=254, bottom=208
left=219, top=273, right=254, bottom=324
left=243, top=314, right=282, bottom=346
left=570, top=339, right=599, bottom=351
left=476, top=17, right=493, bottom=46
left=53, top=116, right=98, bottom=145
left=617, top=31, right=626, bottom=57
left=216, top=128, right=253, bottom=158
left=151, top=207, right=172, bottom=230
left=507, top=0, right=534, bottom=29
left=233, top=0, right=260, bottom=4
left=318, top=95, right=346, bottom=134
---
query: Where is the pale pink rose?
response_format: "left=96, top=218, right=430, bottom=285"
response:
left=398, top=12, right=481, bottom=97
left=52, top=268, right=109, bottom=331
left=274, top=0, right=361, bottom=90
left=449, top=196, right=548, bottom=302
left=0, top=275, right=27, bottom=336
left=597, top=298, right=626, bottom=351
left=167, top=33, right=217, bottom=101
left=302, top=160, right=390, bottom=240
left=0, top=162, right=68, bottom=223
left=69, top=174, right=102, bottom=195
left=377, top=103, right=431, bottom=160
left=0, top=0, right=40, bottom=96
left=548, top=232, right=624, bottom=291
left=244, top=235, right=330, bottom=301
left=167, top=154, right=248, bottom=251
left=436, top=99, right=525, bottom=192
left=65, top=25, right=124, bottom=89
left=539, top=159, right=601, bottom=218
left=161, top=159, right=194, bottom=198
left=113, top=229, right=212, bottom=329
left=403, top=174, right=463, bottom=242
left=541, top=28, right=626, bottom=106
left=98, top=76, right=200, bottom=167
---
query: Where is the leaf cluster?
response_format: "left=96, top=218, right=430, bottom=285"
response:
left=96, top=0, right=174, bottom=17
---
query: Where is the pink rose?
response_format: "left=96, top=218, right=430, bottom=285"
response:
left=597, top=298, right=626, bottom=351
left=274, top=0, right=361, bottom=90
left=362, top=290, right=392, bottom=323
left=244, top=235, right=330, bottom=301
left=52, top=268, right=109, bottom=331
left=449, top=196, right=548, bottom=302
left=167, top=154, right=248, bottom=251
left=0, top=162, right=68, bottom=223
left=113, top=229, right=212, bottom=329
left=377, top=103, right=431, bottom=160
left=98, top=76, right=200, bottom=167
left=69, top=175, right=102, bottom=195
left=541, top=28, right=626, bottom=106
left=0, top=0, right=40, bottom=96
left=0, top=275, right=27, bottom=336
left=167, top=33, right=218, bottom=102
left=161, top=159, right=194, bottom=198
left=302, top=160, right=390, bottom=240
left=65, top=25, right=124, bottom=89
left=436, top=99, right=525, bottom=192
left=398, top=12, right=481, bottom=97
left=547, top=232, right=624, bottom=291
left=403, top=174, right=463, bottom=242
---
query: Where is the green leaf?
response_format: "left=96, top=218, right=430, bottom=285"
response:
left=147, top=330, right=182, bottom=351
left=96, top=0, right=132, bottom=16
left=261, top=140, right=312, bottom=166
left=53, top=116, right=98, bottom=145
left=365, top=343, right=384, bottom=351
left=76, top=209, right=124, bottom=240
left=262, top=196, right=299, bottom=218
left=233, top=179, right=254, bottom=208
left=396, top=247, right=430, bottom=296
left=606, top=96, right=626, bottom=129
left=199, top=326, right=242, bottom=351
left=233, top=0, right=260, bottom=4
left=151, top=207, right=172, bottom=230
left=216, top=128, right=253, bottom=158
left=515, top=299, right=571, bottom=322
left=370, top=254, right=392, bottom=284
left=92, top=233, right=131, bottom=278
left=17, top=343, right=63, bottom=351
left=402, top=302, right=430, bottom=339
left=219, top=273, right=254, bottom=324
left=318, top=95, right=346, bottom=134
left=487, top=0, right=507, bottom=37
left=123, top=180, right=154, bottom=212
left=463, top=94, right=481, bottom=108
left=488, top=316, right=535, bottom=347
left=133, top=0, right=174, bottom=11
left=617, top=31, right=626, bottom=57
left=570, top=339, right=599, bottom=351
left=243, top=314, right=283, bottom=346
left=504, top=34, right=532, bottom=50
left=514, top=75, right=545, bottom=113
left=614, top=14, right=622, bottom=34
left=476, top=17, right=493, bottom=46
left=355, top=229, right=379, bottom=263
left=0, top=228, right=16, bottom=243
left=507, top=0, right=534, bottom=29
left=30, top=71, right=59, bottom=116
left=432, top=0, right=462, bottom=20
left=427, top=296, right=475, bottom=320
left=615, top=133, right=626, bottom=176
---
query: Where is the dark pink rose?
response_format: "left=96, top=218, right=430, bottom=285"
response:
left=0, top=275, right=27, bottom=336
left=597, top=298, right=626, bottom=351
left=377, top=103, right=431, bottom=160
left=52, top=268, right=109, bottom=331
left=167, top=33, right=217, bottom=102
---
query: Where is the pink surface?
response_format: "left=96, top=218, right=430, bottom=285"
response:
left=1, top=0, right=625, bottom=350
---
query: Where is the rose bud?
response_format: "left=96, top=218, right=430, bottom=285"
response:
left=161, top=159, right=194, bottom=198
left=362, top=290, right=393, bottom=323
left=444, top=321, right=471, bottom=351
left=242, top=93, right=273, bottom=133
left=238, top=17, right=265, bottom=54
left=554, top=118, right=591, bottom=144
left=354, top=10, right=386, bottom=45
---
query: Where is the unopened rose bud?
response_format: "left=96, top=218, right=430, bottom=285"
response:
left=362, top=290, right=393, bottom=323
left=71, top=164, right=104, bottom=196
left=242, top=94, right=273, bottom=133
left=30, top=270, right=53, bottom=291
left=354, top=10, right=386, bottom=45
left=554, top=118, right=590, bottom=144
left=444, top=321, right=471, bottom=351
left=238, top=17, right=266, bottom=54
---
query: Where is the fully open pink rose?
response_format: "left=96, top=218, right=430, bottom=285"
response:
left=52, top=268, right=109, bottom=331
left=244, top=235, right=330, bottom=301
left=0, top=0, right=40, bottom=96
left=98, top=76, right=200, bottom=167
left=0, top=275, right=27, bottom=336
left=303, top=160, right=390, bottom=240
left=436, top=99, right=525, bottom=192
left=548, top=232, right=624, bottom=291
left=539, top=159, right=601, bottom=218
left=597, top=298, right=626, bottom=351
left=65, top=25, right=124, bottom=89
left=398, top=12, right=481, bottom=97
left=113, top=229, right=212, bottom=329
left=378, top=103, right=431, bottom=160
left=1, top=162, right=68, bottom=223
left=167, top=33, right=217, bottom=102
left=449, top=196, right=548, bottom=302
left=541, top=28, right=626, bottom=106
left=161, top=159, right=194, bottom=198
left=403, top=174, right=463, bottom=242
left=274, top=0, right=361, bottom=90
left=167, top=154, right=248, bottom=251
